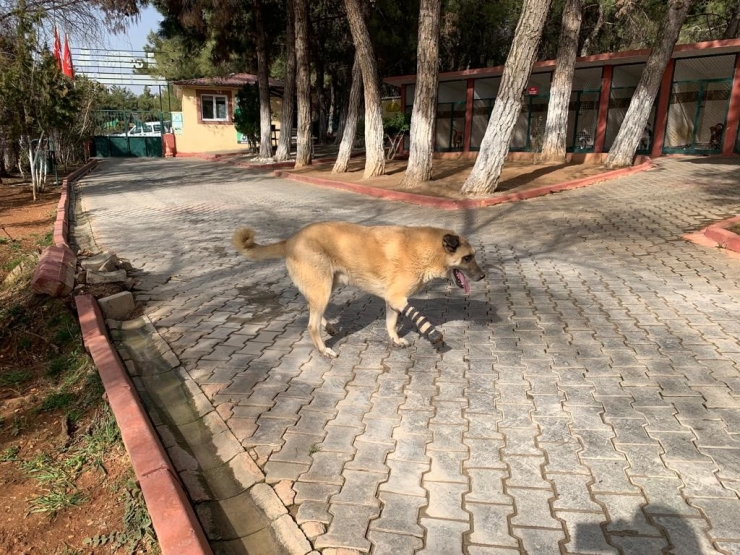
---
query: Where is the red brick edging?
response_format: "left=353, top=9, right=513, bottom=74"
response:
left=703, top=215, right=740, bottom=253
left=31, top=157, right=213, bottom=554
left=54, top=158, right=98, bottom=249
left=273, top=158, right=655, bottom=210
left=32, top=158, right=98, bottom=296
left=75, top=295, right=212, bottom=555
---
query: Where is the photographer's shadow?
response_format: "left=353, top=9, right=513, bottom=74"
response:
left=571, top=503, right=710, bottom=555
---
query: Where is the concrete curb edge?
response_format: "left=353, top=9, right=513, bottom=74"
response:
left=272, top=158, right=655, bottom=210
left=75, top=295, right=213, bottom=555
left=703, top=215, right=740, bottom=253
left=35, top=156, right=214, bottom=555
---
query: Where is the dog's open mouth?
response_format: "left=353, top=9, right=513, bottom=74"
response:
left=453, top=269, right=471, bottom=294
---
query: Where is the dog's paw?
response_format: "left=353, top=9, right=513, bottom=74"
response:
left=392, top=337, right=410, bottom=348
left=428, top=330, right=444, bottom=345
left=325, top=322, right=338, bottom=336
left=320, top=347, right=338, bottom=359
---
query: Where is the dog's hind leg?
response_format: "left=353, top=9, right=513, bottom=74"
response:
left=322, top=317, right=338, bottom=336
left=287, top=260, right=337, bottom=358
left=385, top=301, right=409, bottom=348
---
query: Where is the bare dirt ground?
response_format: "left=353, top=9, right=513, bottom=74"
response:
left=290, top=157, right=615, bottom=199
left=0, top=174, right=158, bottom=555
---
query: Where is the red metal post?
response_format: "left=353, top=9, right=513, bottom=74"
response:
left=594, top=65, right=613, bottom=153
left=723, top=53, right=740, bottom=155
left=651, top=59, right=675, bottom=158
left=464, top=78, right=474, bottom=152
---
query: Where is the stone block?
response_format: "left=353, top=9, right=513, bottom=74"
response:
left=98, top=291, right=135, bottom=320
left=87, top=268, right=127, bottom=284
left=80, top=250, right=118, bottom=270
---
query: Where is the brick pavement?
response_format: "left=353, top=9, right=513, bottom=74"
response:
left=78, top=156, right=740, bottom=554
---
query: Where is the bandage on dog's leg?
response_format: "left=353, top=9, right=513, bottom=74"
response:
left=401, top=304, right=443, bottom=344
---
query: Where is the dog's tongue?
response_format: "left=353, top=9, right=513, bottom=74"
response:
left=455, top=269, right=471, bottom=294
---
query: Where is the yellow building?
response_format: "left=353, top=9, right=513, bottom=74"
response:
left=172, top=73, right=284, bottom=155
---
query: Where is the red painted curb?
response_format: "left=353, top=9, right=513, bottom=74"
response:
left=30, top=244, right=76, bottom=296
left=75, top=294, right=213, bottom=555
left=53, top=158, right=98, bottom=249
left=704, top=215, right=740, bottom=253
left=273, top=158, right=654, bottom=210
left=48, top=164, right=212, bottom=554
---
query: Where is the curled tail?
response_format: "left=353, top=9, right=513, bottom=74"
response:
left=232, top=227, right=287, bottom=261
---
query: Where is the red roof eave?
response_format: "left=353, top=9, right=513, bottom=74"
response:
left=384, top=37, right=740, bottom=86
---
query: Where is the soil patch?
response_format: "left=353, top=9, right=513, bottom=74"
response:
left=288, top=157, right=615, bottom=200
left=729, top=223, right=740, bottom=235
left=0, top=174, right=158, bottom=554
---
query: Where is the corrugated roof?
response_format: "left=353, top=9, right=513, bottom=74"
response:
left=173, top=73, right=283, bottom=89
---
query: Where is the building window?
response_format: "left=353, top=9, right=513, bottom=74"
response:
left=201, top=94, right=229, bottom=121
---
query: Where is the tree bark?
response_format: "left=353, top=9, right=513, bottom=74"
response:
left=605, top=0, right=692, bottom=169
left=401, top=0, right=442, bottom=187
left=327, top=78, right=336, bottom=137
left=253, top=0, right=274, bottom=159
left=461, top=0, right=553, bottom=195
left=316, top=52, right=327, bottom=143
left=276, top=0, right=296, bottom=162
left=294, top=0, right=312, bottom=167
left=540, top=0, right=584, bottom=163
left=344, top=0, right=385, bottom=178
left=580, top=0, right=604, bottom=56
left=333, top=54, right=363, bottom=173
left=724, top=0, right=740, bottom=39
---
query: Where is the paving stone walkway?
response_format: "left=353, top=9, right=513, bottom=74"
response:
left=79, top=156, right=740, bottom=555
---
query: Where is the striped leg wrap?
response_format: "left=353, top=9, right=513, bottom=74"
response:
left=401, top=304, right=443, bottom=344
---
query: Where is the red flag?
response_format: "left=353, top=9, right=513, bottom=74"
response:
left=62, top=34, right=74, bottom=79
left=53, top=26, right=62, bottom=70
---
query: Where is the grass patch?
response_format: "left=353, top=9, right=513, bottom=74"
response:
left=84, top=474, right=158, bottom=554
left=17, top=406, right=127, bottom=518
left=39, top=392, right=75, bottom=413
left=2, top=256, right=24, bottom=272
left=729, top=223, right=740, bottom=235
left=0, top=446, right=20, bottom=462
left=38, top=230, right=54, bottom=248
left=0, top=369, right=31, bottom=387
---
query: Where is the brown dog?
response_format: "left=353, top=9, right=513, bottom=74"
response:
left=233, top=222, right=485, bottom=358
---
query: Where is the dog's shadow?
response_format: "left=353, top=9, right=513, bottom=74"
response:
left=322, top=294, right=500, bottom=352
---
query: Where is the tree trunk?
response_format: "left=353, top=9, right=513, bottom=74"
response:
left=605, top=0, right=692, bottom=169
left=344, top=0, right=385, bottom=179
left=327, top=78, right=336, bottom=137
left=316, top=53, right=327, bottom=144
left=253, top=0, right=274, bottom=159
left=333, top=54, right=363, bottom=173
left=461, top=0, right=553, bottom=196
left=401, top=0, right=442, bottom=187
left=540, top=0, right=584, bottom=164
left=334, top=74, right=350, bottom=145
left=580, top=0, right=604, bottom=56
left=294, top=0, right=312, bottom=167
left=724, top=0, right=740, bottom=39
left=276, top=0, right=296, bottom=162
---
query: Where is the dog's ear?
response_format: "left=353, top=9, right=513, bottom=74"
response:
left=443, top=234, right=460, bottom=253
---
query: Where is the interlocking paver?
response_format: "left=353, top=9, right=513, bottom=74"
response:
left=80, top=157, right=740, bottom=554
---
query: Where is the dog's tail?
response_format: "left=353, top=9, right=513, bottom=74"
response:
left=232, top=227, right=287, bottom=261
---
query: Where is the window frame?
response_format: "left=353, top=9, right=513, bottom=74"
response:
left=199, top=92, right=231, bottom=123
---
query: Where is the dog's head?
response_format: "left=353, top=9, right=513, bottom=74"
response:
left=442, top=234, right=485, bottom=294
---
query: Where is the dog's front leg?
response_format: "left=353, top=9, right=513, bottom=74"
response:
left=388, top=299, right=443, bottom=345
left=385, top=302, right=409, bottom=348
